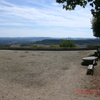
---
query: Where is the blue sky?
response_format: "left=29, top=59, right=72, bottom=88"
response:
left=0, top=0, right=95, bottom=38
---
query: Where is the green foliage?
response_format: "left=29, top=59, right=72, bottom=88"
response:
left=56, top=0, right=100, bottom=38
left=50, top=44, right=59, bottom=48
left=56, top=0, right=100, bottom=18
left=91, top=17, right=100, bottom=37
left=59, top=40, right=76, bottom=48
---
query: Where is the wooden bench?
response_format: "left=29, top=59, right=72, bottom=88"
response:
left=82, top=56, right=98, bottom=65
left=86, top=64, right=94, bottom=75
left=82, top=56, right=98, bottom=75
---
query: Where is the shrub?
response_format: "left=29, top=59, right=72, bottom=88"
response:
left=59, top=40, right=76, bottom=48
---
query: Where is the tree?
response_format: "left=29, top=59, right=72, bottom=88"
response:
left=56, top=0, right=100, bottom=37
left=91, top=17, right=100, bottom=37
left=60, top=40, right=76, bottom=48
left=56, top=0, right=100, bottom=18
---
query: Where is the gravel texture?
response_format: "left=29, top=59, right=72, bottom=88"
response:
left=0, top=50, right=100, bottom=100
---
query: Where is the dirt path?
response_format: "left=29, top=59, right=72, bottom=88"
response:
left=0, top=50, right=100, bottom=100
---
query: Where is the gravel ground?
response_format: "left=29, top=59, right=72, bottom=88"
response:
left=0, top=50, right=100, bottom=100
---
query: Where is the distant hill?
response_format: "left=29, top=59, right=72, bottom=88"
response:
left=0, top=37, right=51, bottom=47
left=0, top=37, right=99, bottom=47
left=34, top=39, right=100, bottom=47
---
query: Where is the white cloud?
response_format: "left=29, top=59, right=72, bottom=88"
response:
left=0, top=0, right=92, bottom=27
left=0, top=0, right=93, bottom=38
left=0, top=22, right=32, bottom=26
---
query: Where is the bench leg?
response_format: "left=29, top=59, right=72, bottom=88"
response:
left=86, top=69, right=94, bottom=76
left=86, top=70, right=91, bottom=75
left=91, top=70, right=93, bottom=75
left=91, top=70, right=94, bottom=76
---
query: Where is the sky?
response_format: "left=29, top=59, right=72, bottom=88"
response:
left=0, top=0, right=95, bottom=38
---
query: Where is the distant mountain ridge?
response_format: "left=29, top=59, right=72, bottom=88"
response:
left=0, top=37, right=98, bottom=47
left=34, top=38, right=100, bottom=46
left=0, top=37, right=51, bottom=46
